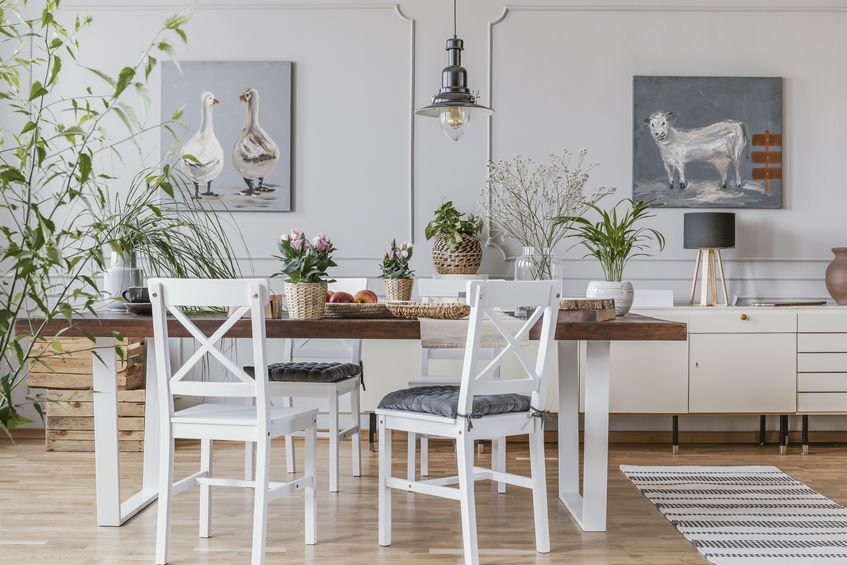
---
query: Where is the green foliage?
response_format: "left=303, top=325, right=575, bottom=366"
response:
left=0, top=1, right=193, bottom=437
left=276, top=231, right=337, bottom=284
left=424, top=201, right=482, bottom=250
left=379, top=239, right=414, bottom=279
left=560, top=199, right=666, bottom=282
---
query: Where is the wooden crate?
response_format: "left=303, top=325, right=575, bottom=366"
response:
left=45, top=389, right=145, bottom=452
left=27, top=337, right=145, bottom=390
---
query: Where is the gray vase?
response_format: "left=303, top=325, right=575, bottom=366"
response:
left=586, top=281, right=634, bottom=316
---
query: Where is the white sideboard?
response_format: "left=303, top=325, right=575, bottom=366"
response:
left=577, top=306, right=847, bottom=417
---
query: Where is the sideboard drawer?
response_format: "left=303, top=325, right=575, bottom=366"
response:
left=798, top=333, right=847, bottom=352
left=688, top=310, right=796, bottom=333
left=798, top=310, right=847, bottom=333
left=798, top=393, right=847, bottom=413
left=797, top=353, right=847, bottom=372
left=798, top=373, right=847, bottom=392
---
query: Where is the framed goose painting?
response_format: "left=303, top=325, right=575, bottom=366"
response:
left=160, top=60, right=292, bottom=211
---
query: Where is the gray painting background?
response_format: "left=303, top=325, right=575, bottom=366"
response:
left=161, top=61, right=292, bottom=211
left=632, top=76, right=782, bottom=208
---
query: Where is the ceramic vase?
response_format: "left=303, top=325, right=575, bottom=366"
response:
left=825, top=247, right=847, bottom=305
left=586, top=280, right=634, bottom=316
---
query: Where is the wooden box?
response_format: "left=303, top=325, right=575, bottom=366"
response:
left=27, top=337, right=145, bottom=390
left=45, top=389, right=145, bottom=452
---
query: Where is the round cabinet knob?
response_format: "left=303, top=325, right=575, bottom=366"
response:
left=740, top=313, right=748, bottom=321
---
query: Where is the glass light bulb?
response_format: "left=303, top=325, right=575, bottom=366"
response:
left=439, top=106, right=471, bottom=141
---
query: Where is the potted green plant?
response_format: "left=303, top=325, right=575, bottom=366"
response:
left=424, top=201, right=484, bottom=274
left=277, top=230, right=336, bottom=319
left=379, top=239, right=415, bottom=301
left=561, top=198, right=665, bottom=316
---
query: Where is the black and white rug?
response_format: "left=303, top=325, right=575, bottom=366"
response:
left=621, top=465, right=847, bottom=564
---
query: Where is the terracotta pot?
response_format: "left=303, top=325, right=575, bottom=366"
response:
left=431, top=233, right=482, bottom=274
left=825, top=247, right=847, bottom=305
left=383, top=278, right=413, bottom=301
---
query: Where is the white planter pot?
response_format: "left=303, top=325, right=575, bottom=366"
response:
left=586, top=280, right=634, bottom=316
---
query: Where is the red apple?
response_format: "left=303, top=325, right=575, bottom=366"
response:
left=329, top=291, right=354, bottom=303
left=353, top=289, right=378, bottom=303
left=325, top=290, right=333, bottom=303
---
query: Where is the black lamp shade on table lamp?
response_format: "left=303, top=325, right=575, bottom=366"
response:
left=684, top=212, right=736, bottom=306
left=684, top=212, right=736, bottom=249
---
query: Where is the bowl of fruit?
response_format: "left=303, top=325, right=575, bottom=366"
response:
left=324, top=289, right=394, bottom=318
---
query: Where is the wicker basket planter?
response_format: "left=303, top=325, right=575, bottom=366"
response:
left=383, top=278, right=414, bottom=301
left=431, top=233, right=482, bottom=274
left=284, top=282, right=327, bottom=320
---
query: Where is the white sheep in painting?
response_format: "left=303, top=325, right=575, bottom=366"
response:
left=643, top=111, right=747, bottom=190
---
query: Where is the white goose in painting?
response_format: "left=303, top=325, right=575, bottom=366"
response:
left=181, top=91, right=224, bottom=198
left=232, top=87, right=279, bottom=196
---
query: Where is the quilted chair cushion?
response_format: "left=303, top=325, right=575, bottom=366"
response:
left=245, top=362, right=362, bottom=383
left=377, top=385, right=530, bottom=419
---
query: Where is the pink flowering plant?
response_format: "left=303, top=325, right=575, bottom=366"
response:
left=276, top=229, right=337, bottom=283
left=379, top=239, right=414, bottom=279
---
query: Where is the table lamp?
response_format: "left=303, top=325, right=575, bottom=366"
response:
left=684, top=212, right=735, bottom=306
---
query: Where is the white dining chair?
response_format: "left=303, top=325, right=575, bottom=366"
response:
left=410, top=278, right=502, bottom=484
left=260, top=277, right=365, bottom=492
left=149, top=278, right=318, bottom=565
left=376, top=280, right=559, bottom=565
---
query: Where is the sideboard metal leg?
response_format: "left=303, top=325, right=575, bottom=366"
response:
left=779, top=415, right=788, bottom=455
left=759, top=415, right=767, bottom=447
left=369, top=412, right=377, bottom=452
left=802, top=415, right=809, bottom=455
left=672, top=415, right=679, bottom=455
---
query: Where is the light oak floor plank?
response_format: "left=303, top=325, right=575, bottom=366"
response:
left=1, top=437, right=844, bottom=564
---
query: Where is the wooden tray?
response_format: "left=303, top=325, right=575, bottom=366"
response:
left=559, top=297, right=615, bottom=322
left=386, top=302, right=471, bottom=320
left=323, top=302, right=393, bottom=319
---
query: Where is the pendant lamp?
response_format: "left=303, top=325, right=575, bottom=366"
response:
left=415, top=0, right=493, bottom=141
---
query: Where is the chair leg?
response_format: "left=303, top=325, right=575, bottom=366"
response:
left=199, top=438, right=213, bottom=538
left=251, top=435, right=271, bottom=565
left=378, top=418, right=392, bottom=547
left=155, top=436, right=175, bottom=565
left=407, top=432, right=417, bottom=482
left=420, top=435, right=429, bottom=477
left=351, top=383, right=362, bottom=478
left=529, top=427, right=550, bottom=554
left=456, top=431, right=479, bottom=565
left=284, top=396, right=296, bottom=474
left=244, top=442, right=255, bottom=481
left=493, top=437, right=506, bottom=494
left=304, top=415, right=317, bottom=545
left=329, top=389, right=340, bottom=492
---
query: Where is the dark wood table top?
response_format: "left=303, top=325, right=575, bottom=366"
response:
left=15, top=311, right=686, bottom=342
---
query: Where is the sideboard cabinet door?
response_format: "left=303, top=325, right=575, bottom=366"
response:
left=610, top=340, right=689, bottom=413
left=689, top=333, right=796, bottom=413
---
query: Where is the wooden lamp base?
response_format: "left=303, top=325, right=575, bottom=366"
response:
left=689, top=248, right=728, bottom=306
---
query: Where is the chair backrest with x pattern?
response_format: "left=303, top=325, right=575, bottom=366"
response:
left=457, top=280, right=559, bottom=418
left=148, top=278, right=272, bottom=427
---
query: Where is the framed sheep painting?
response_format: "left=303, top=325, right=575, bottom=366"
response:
left=160, top=60, right=292, bottom=211
left=632, top=76, right=783, bottom=208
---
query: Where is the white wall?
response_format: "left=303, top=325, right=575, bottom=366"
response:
left=18, top=0, right=847, bottom=431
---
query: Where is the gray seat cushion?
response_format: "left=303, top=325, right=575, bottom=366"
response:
left=245, top=362, right=362, bottom=383
left=377, top=385, right=530, bottom=419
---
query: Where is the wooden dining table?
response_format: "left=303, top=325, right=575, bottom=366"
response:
left=15, top=310, right=686, bottom=532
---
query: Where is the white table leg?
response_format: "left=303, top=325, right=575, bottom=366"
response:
left=557, top=339, right=611, bottom=532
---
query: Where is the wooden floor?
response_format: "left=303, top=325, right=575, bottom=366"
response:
left=2, top=436, right=846, bottom=564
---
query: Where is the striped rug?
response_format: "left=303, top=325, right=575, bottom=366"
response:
left=620, top=465, right=847, bottom=564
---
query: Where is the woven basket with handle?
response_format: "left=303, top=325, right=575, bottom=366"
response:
left=431, top=233, right=482, bottom=274
left=284, top=282, right=326, bottom=320
left=383, top=278, right=413, bottom=301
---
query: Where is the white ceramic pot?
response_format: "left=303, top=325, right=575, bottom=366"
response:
left=586, top=280, right=634, bottom=316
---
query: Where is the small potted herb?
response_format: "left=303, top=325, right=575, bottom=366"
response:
left=277, top=230, right=336, bottom=319
left=560, top=198, right=665, bottom=316
left=379, top=239, right=415, bottom=301
left=424, top=201, right=484, bottom=274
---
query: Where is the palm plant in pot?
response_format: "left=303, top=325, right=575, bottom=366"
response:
left=277, top=230, right=336, bottom=319
left=561, top=198, right=665, bottom=316
left=379, top=239, right=414, bottom=301
left=425, top=201, right=483, bottom=274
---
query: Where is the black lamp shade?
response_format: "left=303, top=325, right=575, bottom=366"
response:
left=683, top=212, right=736, bottom=249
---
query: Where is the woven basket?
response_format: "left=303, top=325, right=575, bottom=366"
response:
left=431, top=233, right=482, bottom=274
left=284, top=282, right=326, bottom=320
left=324, top=302, right=393, bottom=319
left=383, top=278, right=414, bottom=301
left=386, top=301, right=470, bottom=320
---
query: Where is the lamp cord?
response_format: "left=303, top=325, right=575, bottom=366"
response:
left=453, top=0, right=457, bottom=37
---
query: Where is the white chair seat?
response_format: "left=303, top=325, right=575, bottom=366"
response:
left=174, top=404, right=315, bottom=426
